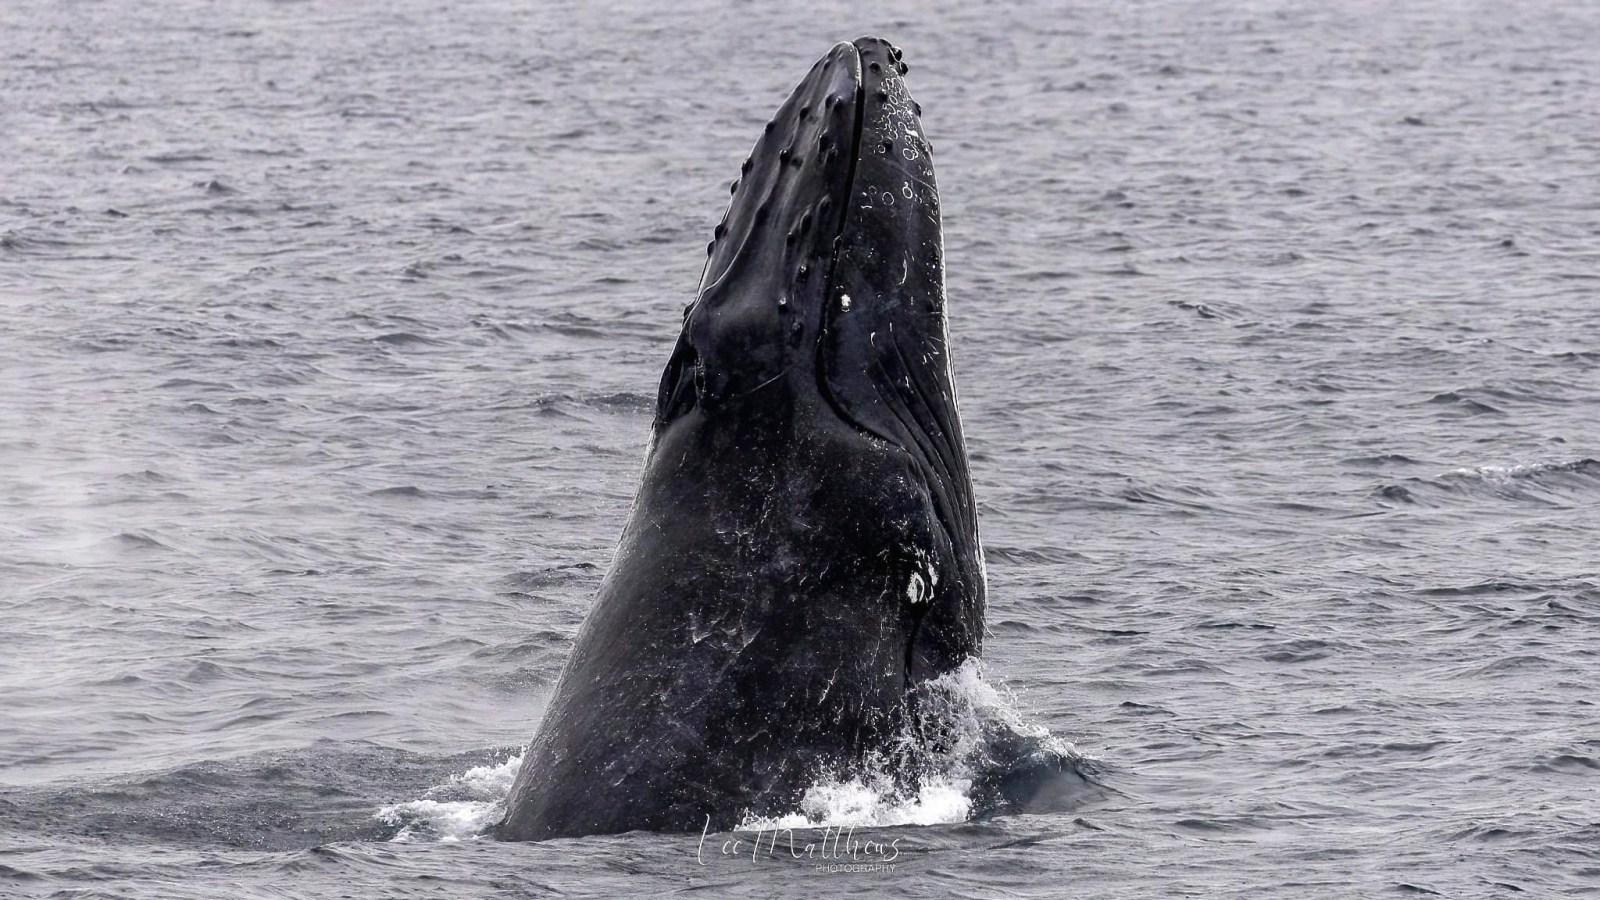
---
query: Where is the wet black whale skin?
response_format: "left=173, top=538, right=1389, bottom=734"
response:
left=496, top=37, right=984, bottom=842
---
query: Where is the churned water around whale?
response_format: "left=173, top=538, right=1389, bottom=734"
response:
left=2, top=0, right=1598, bottom=897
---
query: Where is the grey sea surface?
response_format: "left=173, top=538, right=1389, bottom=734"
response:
left=3, top=0, right=1598, bottom=896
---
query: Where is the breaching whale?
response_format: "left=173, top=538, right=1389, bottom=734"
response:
left=496, top=36, right=985, bottom=841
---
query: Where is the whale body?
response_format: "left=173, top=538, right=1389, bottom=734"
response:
left=496, top=36, right=984, bottom=841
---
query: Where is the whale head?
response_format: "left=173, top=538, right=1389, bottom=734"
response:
left=655, top=36, right=982, bottom=683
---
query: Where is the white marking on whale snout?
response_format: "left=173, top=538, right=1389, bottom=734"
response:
left=840, top=293, right=852, bottom=311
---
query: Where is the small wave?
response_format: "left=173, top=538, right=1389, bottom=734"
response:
left=1118, top=486, right=1214, bottom=512
left=1168, top=299, right=1222, bottom=319
left=1374, top=458, right=1600, bottom=507
left=1415, top=579, right=1541, bottom=598
left=1447, top=458, right=1599, bottom=483
left=97, top=531, right=170, bottom=552
left=983, top=545, right=1089, bottom=565
left=372, top=332, right=442, bottom=346
left=501, top=562, right=600, bottom=590
left=1437, top=458, right=1600, bottom=503
left=1423, top=391, right=1503, bottom=416
left=535, top=311, right=615, bottom=338
left=1342, top=453, right=1424, bottom=468
left=0, top=231, right=76, bottom=253
left=144, top=152, right=212, bottom=164
left=1533, top=753, right=1600, bottom=775
left=374, top=753, right=521, bottom=842
left=1262, top=638, right=1339, bottom=663
left=1370, top=483, right=1417, bottom=504
left=1550, top=349, right=1600, bottom=364
left=590, top=392, right=654, bottom=410
left=367, top=485, right=429, bottom=499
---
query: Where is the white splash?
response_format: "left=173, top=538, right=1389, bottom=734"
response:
left=739, top=659, right=1077, bottom=831
left=743, top=772, right=973, bottom=830
left=925, top=658, right=1073, bottom=758
left=1449, top=459, right=1592, bottom=482
left=376, top=665, right=1076, bottom=840
left=375, top=751, right=522, bottom=842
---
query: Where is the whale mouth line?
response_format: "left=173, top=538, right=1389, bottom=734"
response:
left=809, top=46, right=873, bottom=434
left=826, top=46, right=871, bottom=290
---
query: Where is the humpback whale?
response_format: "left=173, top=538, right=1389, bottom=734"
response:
left=496, top=36, right=985, bottom=841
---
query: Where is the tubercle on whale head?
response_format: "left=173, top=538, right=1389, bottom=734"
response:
left=650, top=36, right=981, bottom=678
left=654, top=38, right=939, bottom=434
left=651, top=42, right=860, bottom=426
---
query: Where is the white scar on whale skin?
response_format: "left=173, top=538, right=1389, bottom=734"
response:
left=906, top=553, right=937, bottom=605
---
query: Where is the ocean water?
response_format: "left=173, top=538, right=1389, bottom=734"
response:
left=3, top=0, right=1598, bottom=896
